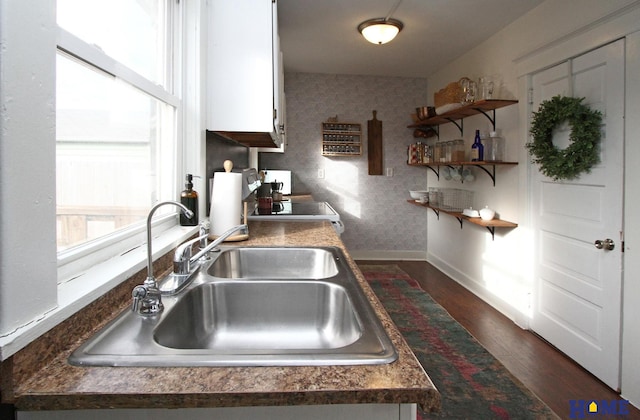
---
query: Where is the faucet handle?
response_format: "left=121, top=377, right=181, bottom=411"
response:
left=131, top=285, right=147, bottom=312
left=199, top=222, right=210, bottom=249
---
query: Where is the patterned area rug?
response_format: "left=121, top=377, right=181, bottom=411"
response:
left=359, top=264, right=558, bottom=420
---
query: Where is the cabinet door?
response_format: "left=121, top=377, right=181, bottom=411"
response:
left=207, top=0, right=276, bottom=134
left=272, top=1, right=284, bottom=139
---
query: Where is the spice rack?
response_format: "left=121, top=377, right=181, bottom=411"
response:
left=322, top=122, right=362, bottom=156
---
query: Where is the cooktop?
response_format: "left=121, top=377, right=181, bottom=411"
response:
left=248, top=201, right=340, bottom=221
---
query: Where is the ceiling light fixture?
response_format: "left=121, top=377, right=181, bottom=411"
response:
left=357, top=0, right=404, bottom=45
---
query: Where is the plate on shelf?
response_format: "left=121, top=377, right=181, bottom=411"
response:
left=462, top=208, right=480, bottom=218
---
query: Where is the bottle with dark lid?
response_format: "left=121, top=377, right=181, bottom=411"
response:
left=471, top=130, right=484, bottom=162
left=180, top=174, right=198, bottom=226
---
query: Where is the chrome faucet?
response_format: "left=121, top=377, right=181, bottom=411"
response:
left=159, top=223, right=249, bottom=295
left=132, top=201, right=194, bottom=315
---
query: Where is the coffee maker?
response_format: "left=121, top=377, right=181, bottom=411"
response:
left=271, top=181, right=284, bottom=202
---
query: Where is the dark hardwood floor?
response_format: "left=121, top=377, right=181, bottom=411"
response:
left=356, top=260, right=640, bottom=420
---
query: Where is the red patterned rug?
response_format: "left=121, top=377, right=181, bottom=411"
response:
left=359, top=265, right=558, bottom=419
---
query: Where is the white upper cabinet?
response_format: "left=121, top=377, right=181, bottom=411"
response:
left=207, top=0, right=284, bottom=148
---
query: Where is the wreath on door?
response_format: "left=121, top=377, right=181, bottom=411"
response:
left=526, top=95, right=602, bottom=181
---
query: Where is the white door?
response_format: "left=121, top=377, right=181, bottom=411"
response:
left=530, top=39, right=625, bottom=390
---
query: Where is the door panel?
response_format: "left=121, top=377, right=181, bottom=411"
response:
left=541, top=183, right=604, bottom=226
left=530, top=39, right=624, bottom=390
left=540, top=233, right=602, bottom=292
left=538, top=280, right=601, bottom=344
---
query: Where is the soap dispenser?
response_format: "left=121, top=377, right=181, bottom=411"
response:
left=180, top=174, right=198, bottom=226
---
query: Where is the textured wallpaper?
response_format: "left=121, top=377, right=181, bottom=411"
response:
left=260, top=72, right=430, bottom=254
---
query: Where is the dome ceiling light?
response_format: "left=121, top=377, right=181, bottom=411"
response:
left=357, top=0, right=404, bottom=45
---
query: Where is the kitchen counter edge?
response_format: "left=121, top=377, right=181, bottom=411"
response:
left=1, top=221, right=440, bottom=413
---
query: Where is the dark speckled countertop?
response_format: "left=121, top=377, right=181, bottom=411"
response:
left=0, top=221, right=440, bottom=412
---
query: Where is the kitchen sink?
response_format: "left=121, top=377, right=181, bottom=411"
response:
left=154, top=281, right=362, bottom=350
left=207, top=247, right=339, bottom=279
left=69, top=246, right=397, bottom=367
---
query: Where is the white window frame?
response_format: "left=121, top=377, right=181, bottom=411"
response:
left=55, top=2, right=184, bottom=282
left=0, top=0, right=207, bottom=359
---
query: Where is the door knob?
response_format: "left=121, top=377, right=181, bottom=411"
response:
left=594, top=238, right=615, bottom=251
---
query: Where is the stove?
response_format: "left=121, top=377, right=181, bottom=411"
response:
left=248, top=201, right=344, bottom=235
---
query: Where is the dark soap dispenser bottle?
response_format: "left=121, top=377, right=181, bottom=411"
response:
left=180, top=174, right=198, bottom=226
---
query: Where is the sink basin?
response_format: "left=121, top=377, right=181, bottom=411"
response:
left=69, top=246, right=397, bottom=367
left=207, top=247, right=339, bottom=279
left=154, top=281, right=362, bottom=350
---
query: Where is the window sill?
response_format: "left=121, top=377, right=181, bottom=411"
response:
left=0, top=224, right=197, bottom=360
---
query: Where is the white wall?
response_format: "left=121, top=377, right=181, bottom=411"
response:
left=0, top=1, right=58, bottom=336
left=425, top=0, right=640, bottom=406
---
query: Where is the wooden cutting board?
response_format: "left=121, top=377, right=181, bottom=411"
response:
left=368, top=110, right=383, bottom=175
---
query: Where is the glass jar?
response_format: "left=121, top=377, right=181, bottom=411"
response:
left=444, top=141, right=452, bottom=162
left=487, top=131, right=505, bottom=161
left=424, top=144, right=432, bottom=163
left=452, top=139, right=465, bottom=162
left=433, top=142, right=442, bottom=163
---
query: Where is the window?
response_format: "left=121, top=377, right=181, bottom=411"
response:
left=56, top=1, right=181, bottom=269
left=57, top=0, right=171, bottom=87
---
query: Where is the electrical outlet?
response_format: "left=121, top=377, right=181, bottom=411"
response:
left=318, top=168, right=325, bottom=179
left=386, top=167, right=394, bottom=177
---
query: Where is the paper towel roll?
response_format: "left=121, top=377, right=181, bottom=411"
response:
left=210, top=171, right=242, bottom=236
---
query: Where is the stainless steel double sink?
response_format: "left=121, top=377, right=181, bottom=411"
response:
left=69, top=246, right=397, bottom=367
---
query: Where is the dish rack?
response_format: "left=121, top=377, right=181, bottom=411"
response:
left=428, top=188, right=473, bottom=212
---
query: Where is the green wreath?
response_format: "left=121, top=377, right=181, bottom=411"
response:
left=526, top=95, right=602, bottom=181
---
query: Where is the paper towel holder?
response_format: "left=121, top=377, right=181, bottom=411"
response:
left=209, top=203, right=249, bottom=242
left=209, top=160, right=250, bottom=242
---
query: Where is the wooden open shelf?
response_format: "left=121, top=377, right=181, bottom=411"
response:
left=408, top=161, right=518, bottom=167
left=407, top=199, right=517, bottom=240
left=408, top=161, right=518, bottom=186
left=408, top=99, right=518, bottom=133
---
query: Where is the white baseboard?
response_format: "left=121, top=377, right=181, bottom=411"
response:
left=349, top=249, right=529, bottom=329
left=349, top=250, right=428, bottom=261
left=427, top=252, right=529, bottom=329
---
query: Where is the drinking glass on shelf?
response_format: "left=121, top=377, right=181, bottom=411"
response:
left=479, top=76, right=494, bottom=100
left=467, top=80, right=477, bottom=103
left=460, top=78, right=471, bottom=104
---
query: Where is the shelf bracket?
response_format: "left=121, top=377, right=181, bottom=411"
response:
left=485, top=226, right=496, bottom=240
left=429, top=207, right=440, bottom=220
left=426, top=165, right=439, bottom=180
left=469, top=164, right=497, bottom=186
left=416, top=126, right=439, bottom=139
left=472, top=108, right=497, bottom=131
left=444, top=117, right=463, bottom=135
left=455, top=216, right=464, bottom=229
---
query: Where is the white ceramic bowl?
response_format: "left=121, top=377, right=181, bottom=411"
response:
left=479, top=206, right=496, bottom=221
left=410, top=190, right=429, bottom=200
